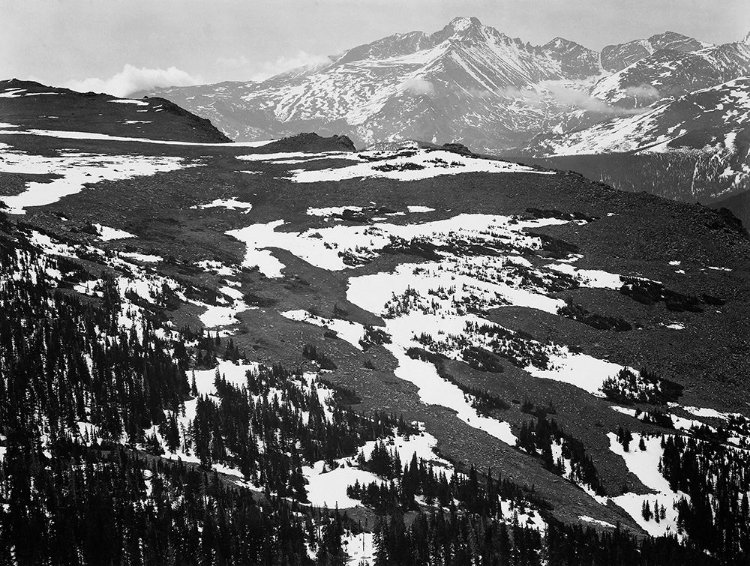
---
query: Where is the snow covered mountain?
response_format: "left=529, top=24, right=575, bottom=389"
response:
left=520, top=76, right=750, bottom=215
left=149, top=17, right=609, bottom=153
left=591, top=35, right=750, bottom=109
left=531, top=78, right=750, bottom=159
left=147, top=18, right=745, bottom=159
left=600, top=31, right=712, bottom=73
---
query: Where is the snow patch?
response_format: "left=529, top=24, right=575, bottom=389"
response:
left=291, top=149, right=555, bottom=183
left=191, top=197, right=253, bottom=213
left=0, top=146, right=187, bottom=214
left=95, top=224, right=136, bottom=241
left=609, top=432, right=686, bottom=538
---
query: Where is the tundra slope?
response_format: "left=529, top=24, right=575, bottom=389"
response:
left=1, top=89, right=749, bottom=563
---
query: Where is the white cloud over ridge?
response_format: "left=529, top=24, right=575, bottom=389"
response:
left=249, top=51, right=333, bottom=82
left=624, top=84, right=661, bottom=100
left=401, top=78, right=436, bottom=97
left=494, top=80, right=650, bottom=116
left=66, top=64, right=201, bottom=97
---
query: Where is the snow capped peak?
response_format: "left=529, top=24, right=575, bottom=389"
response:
left=436, top=16, right=486, bottom=40
left=547, top=37, right=569, bottom=48
left=448, top=16, right=482, bottom=32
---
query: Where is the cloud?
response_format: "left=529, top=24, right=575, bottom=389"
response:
left=624, top=84, right=661, bottom=99
left=249, top=51, right=332, bottom=82
left=401, top=78, right=436, bottom=97
left=66, top=64, right=201, bottom=97
left=493, top=81, right=649, bottom=116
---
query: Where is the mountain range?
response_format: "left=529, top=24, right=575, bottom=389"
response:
left=147, top=18, right=750, bottom=224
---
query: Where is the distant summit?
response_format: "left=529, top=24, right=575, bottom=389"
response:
left=147, top=17, right=604, bottom=152
left=145, top=16, right=746, bottom=181
left=601, top=31, right=711, bottom=72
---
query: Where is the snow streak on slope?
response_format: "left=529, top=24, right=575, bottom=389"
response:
left=191, top=197, right=254, bottom=213
left=281, top=310, right=366, bottom=350
left=95, top=224, right=136, bottom=241
left=609, top=433, right=686, bottom=538
left=290, top=149, right=553, bottom=182
left=0, top=126, right=273, bottom=147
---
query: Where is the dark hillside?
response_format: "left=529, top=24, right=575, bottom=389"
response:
left=0, top=79, right=231, bottom=143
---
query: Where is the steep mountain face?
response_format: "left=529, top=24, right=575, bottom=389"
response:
left=148, top=17, right=607, bottom=153
left=0, top=78, right=231, bottom=143
left=591, top=38, right=750, bottom=108
left=532, top=78, right=750, bottom=157
left=148, top=18, right=741, bottom=159
left=520, top=78, right=750, bottom=212
left=542, top=37, right=601, bottom=78
left=2, top=91, right=750, bottom=563
left=601, top=31, right=712, bottom=72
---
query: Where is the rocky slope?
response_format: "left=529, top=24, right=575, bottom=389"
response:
left=147, top=17, right=611, bottom=153
left=0, top=78, right=231, bottom=143
left=519, top=78, right=750, bottom=210
left=591, top=35, right=750, bottom=109
left=1, top=92, right=750, bottom=564
left=145, top=19, right=750, bottom=159
left=601, top=31, right=712, bottom=73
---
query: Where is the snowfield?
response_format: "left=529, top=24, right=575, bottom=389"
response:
left=191, top=197, right=254, bottom=213
left=0, top=126, right=273, bottom=147
left=0, top=144, right=188, bottom=214
left=238, top=210, right=642, bottom=411
left=228, top=213, right=567, bottom=277
left=608, top=432, right=687, bottom=538
left=526, top=350, right=632, bottom=396
left=95, top=224, right=136, bottom=241
left=290, top=149, right=555, bottom=183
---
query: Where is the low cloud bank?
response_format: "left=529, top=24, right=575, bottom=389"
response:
left=401, top=78, right=436, bottom=96
left=249, top=51, right=332, bottom=82
left=476, top=80, right=657, bottom=116
left=66, top=64, right=200, bottom=97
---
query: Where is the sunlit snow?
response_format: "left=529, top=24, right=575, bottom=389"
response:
left=290, top=149, right=555, bottom=183
left=306, top=205, right=363, bottom=217
left=118, top=251, right=162, bottom=263
left=579, top=516, right=616, bottom=528
left=191, top=197, right=254, bottom=213
left=0, top=146, right=187, bottom=214
left=108, top=98, right=149, bottom=106
left=191, top=359, right=259, bottom=396
left=547, top=263, right=623, bottom=289
left=281, top=310, right=366, bottom=350
left=94, top=224, right=136, bottom=241
left=608, top=432, right=686, bottom=538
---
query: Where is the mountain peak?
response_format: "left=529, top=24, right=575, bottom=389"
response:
left=743, top=31, right=750, bottom=44
left=448, top=16, right=482, bottom=31
left=435, top=16, right=486, bottom=40
left=543, top=37, right=580, bottom=50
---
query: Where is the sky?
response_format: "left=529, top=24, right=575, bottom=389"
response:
left=2, top=0, right=749, bottom=97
